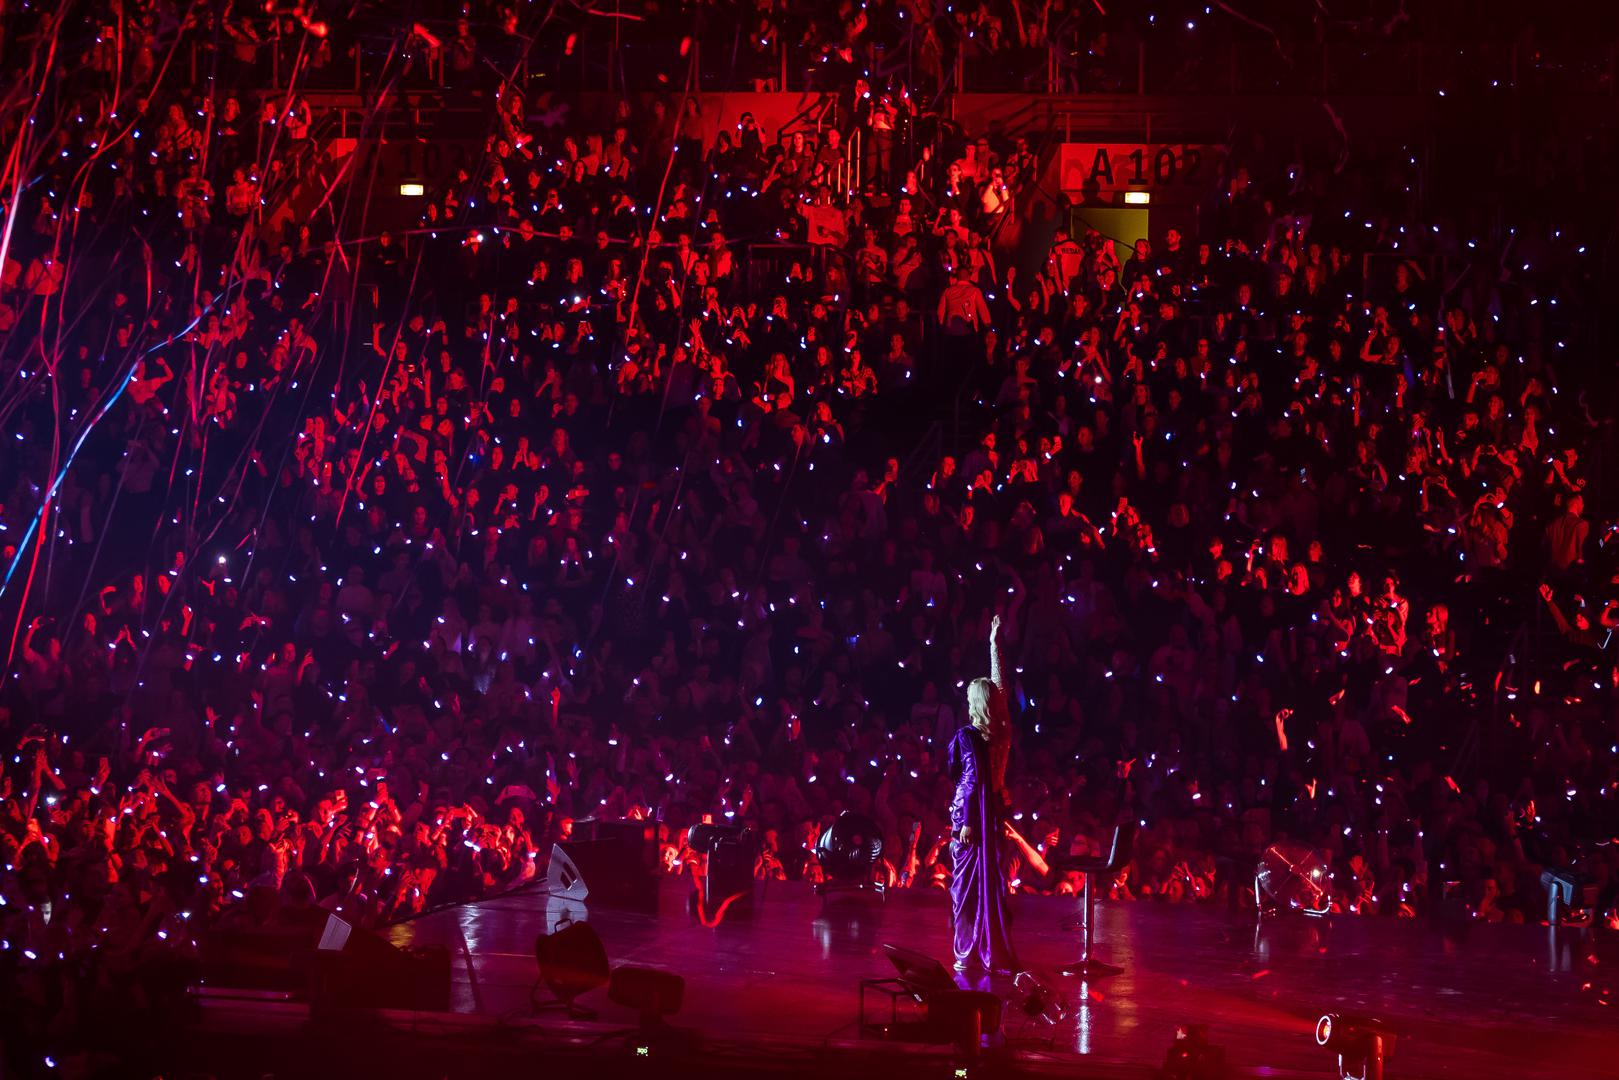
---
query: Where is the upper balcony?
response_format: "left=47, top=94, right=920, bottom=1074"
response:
left=223, top=14, right=1614, bottom=102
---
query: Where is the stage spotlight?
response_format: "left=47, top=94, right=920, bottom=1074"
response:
left=1012, top=971, right=1067, bottom=1024
left=398, top=181, right=425, bottom=197
left=815, top=811, right=886, bottom=896
left=1255, top=844, right=1332, bottom=917
left=686, top=823, right=741, bottom=850
left=1124, top=190, right=1150, bottom=205
left=532, top=920, right=610, bottom=1018
left=1161, top=1023, right=1226, bottom=1080
left=1316, top=1013, right=1394, bottom=1080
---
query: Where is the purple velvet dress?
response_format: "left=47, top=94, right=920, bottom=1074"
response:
left=948, top=724, right=1016, bottom=971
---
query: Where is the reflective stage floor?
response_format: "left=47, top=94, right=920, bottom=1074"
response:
left=386, top=877, right=1619, bottom=1079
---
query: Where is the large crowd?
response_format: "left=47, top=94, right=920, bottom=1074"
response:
left=0, top=0, right=1616, bottom=1069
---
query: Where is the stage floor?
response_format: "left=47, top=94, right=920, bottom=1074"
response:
left=395, top=877, right=1619, bottom=1079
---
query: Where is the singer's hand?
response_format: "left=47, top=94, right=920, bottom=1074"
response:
left=958, top=825, right=975, bottom=845
left=989, top=614, right=1001, bottom=638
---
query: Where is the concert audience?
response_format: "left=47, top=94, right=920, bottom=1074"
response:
left=0, top=0, right=1616, bottom=1068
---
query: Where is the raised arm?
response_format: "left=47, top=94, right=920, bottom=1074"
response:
left=1002, top=820, right=1050, bottom=879
left=989, top=613, right=1006, bottom=693
left=987, top=611, right=1016, bottom=800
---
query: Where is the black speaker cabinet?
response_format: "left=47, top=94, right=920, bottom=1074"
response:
left=548, top=838, right=659, bottom=912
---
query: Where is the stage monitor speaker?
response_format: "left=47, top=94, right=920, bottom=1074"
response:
left=199, top=909, right=449, bottom=1011
left=882, top=943, right=956, bottom=1001
left=548, top=839, right=659, bottom=912
left=309, top=912, right=451, bottom=1013
left=574, top=817, right=658, bottom=849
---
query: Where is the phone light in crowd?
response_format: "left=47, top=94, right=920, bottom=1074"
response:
left=399, top=182, right=426, bottom=197
left=1124, top=190, right=1151, bottom=205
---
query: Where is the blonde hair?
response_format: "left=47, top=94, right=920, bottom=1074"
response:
left=967, top=677, right=1010, bottom=797
left=967, top=677, right=996, bottom=735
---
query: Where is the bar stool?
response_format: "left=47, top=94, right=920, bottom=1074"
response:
left=1058, top=821, right=1136, bottom=979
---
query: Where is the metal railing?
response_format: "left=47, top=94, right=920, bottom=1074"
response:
left=608, top=33, right=1618, bottom=98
